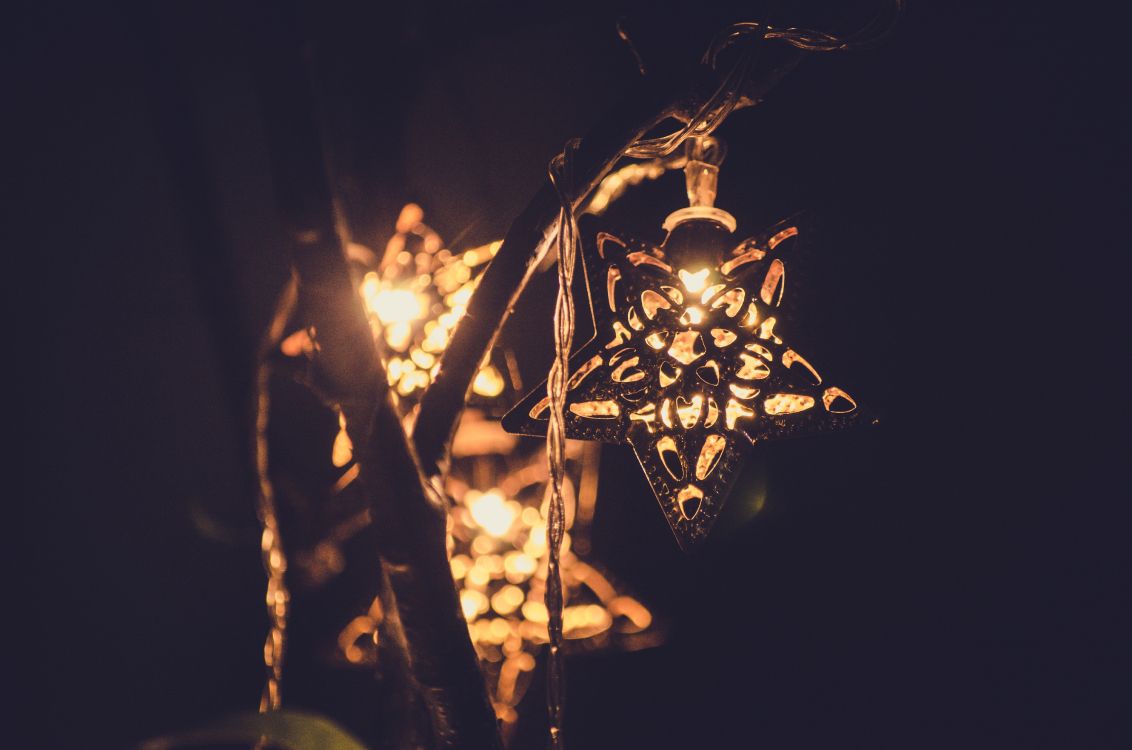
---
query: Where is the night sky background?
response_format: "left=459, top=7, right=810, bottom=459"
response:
left=13, top=1, right=1129, bottom=748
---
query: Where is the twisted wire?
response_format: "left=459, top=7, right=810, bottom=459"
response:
left=544, top=138, right=581, bottom=749
left=625, top=0, right=903, bottom=159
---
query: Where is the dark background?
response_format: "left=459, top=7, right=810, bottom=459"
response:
left=12, top=1, right=1129, bottom=748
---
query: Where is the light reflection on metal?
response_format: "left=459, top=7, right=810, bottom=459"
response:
left=503, top=137, right=866, bottom=550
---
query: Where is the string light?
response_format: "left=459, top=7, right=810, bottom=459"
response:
left=356, top=203, right=507, bottom=403
left=504, top=136, right=867, bottom=550
left=337, top=205, right=660, bottom=739
left=445, top=429, right=657, bottom=735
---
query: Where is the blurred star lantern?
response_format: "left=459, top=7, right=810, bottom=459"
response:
left=503, top=137, right=866, bottom=550
left=445, top=423, right=657, bottom=731
left=339, top=206, right=659, bottom=737
left=357, top=203, right=510, bottom=405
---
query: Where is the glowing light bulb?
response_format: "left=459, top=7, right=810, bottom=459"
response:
left=680, top=306, right=705, bottom=325
left=473, top=364, right=505, bottom=397
left=369, top=288, right=424, bottom=325
left=678, top=268, right=710, bottom=293
left=468, top=490, right=517, bottom=537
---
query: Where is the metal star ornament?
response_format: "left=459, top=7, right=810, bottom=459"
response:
left=503, top=140, right=867, bottom=550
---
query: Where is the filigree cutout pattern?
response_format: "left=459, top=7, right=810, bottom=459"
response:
left=359, top=205, right=510, bottom=404
left=504, top=219, right=863, bottom=549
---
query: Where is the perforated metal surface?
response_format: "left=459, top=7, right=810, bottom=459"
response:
left=504, top=216, right=865, bottom=550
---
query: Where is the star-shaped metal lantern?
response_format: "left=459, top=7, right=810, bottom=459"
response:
left=503, top=140, right=866, bottom=550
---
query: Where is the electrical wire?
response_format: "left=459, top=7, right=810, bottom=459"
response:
left=538, top=5, right=903, bottom=744
left=625, top=0, right=904, bottom=159
left=544, top=138, right=581, bottom=749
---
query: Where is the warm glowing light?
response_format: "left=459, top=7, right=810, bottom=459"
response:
left=760, top=258, right=786, bottom=305
left=610, top=356, right=645, bottom=383
left=736, top=352, right=771, bottom=380
left=501, top=169, right=867, bottom=550
left=521, top=600, right=549, bottom=624
left=606, top=321, right=632, bottom=349
left=468, top=490, right=518, bottom=537
left=360, top=210, right=513, bottom=401
left=629, top=403, right=657, bottom=430
left=679, top=306, right=705, bottom=325
left=678, top=267, right=711, bottom=293
left=782, top=349, right=822, bottom=384
left=473, top=364, right=505, bottom=397
left=491, top=585, right=525, bottom=616
left=763, top=393, right=815, bottom=415
left=450, top=554, right=471, bottom=580
left=704, top=397, right=719, bottom=428
left=641, top=290, right=671, bottom=319
left=822, top=387, right=857, bottom=413
left=461, top=589, right=490, bottom=620
left=503, top=551, right=537, bottom=582
left=659, top=361, right=681, bottom=388
left=676, top=394, right=704, bottom=429
left=675, top=485, right=704, bottom=520
left=729, top=383, right=759, bottom=400
left=656, top=436, right=683, bottom=480
left=384, top=321, right=413, bottom=351
left=725, top=398, right=756, bottom=430
left=569, top=400, right=620, bottom=418
left=368, top=288, right=424, bottom=325
left=660, top=285, right=684, bottom=304
left=606, top=267, right=621, bottom=311
left=331, top=411, right=353, bottom=467
left=712, top=288, right=745, bottom=317
left=696, top=435, right=727, bottom=480
left=667, top=330, right=706, bottom=365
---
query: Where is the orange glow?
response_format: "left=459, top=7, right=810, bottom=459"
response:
left=331, top=411, right=353, bottom=468
left=472, top=364, right=505, bottom=397
left=679, top=306, right=705, bottom=325
left=736, top=352, right=771, bottom=380
left=676, top=394, right=704, bottom=429
left=468, top=490, right=519, bottom=537
left=667, top=330, right=706, bottom=365
left=641, top=290, right=671, bottom=319
left=569, top=400, right=620, bottom=418
left=711, top=328, right=737, bottom=347
left=365, top=285, right=425, bottom=326
left=461, top=589, right=490, bottom=620
left=678, top=267, right=711, bottom=293
left=725, top=398, right=756, bottom=430
left=763, top=393, right=815, bottom=415
left=675, top=485, right=704, bottom=520
left=696, top=435, right=726, bottom=480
